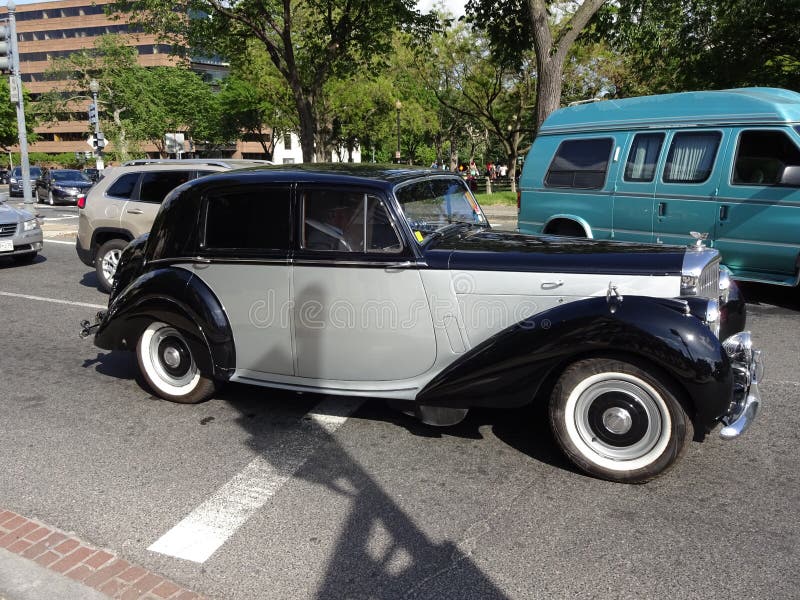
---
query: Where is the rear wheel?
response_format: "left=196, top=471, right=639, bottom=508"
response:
left=549, top=358, right=693, bottom=483
left=136, top=321, right=217, bottom=404
left=95, top=238, right=128, bottom=293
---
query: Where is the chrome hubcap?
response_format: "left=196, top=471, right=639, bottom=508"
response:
left=102, top=249, right=121, bottom=281
left=162, top=347, right=181, bottom=369
left=602, top=407, right=633, bottom=435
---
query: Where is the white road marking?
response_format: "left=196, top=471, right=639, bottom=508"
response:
left=43, top=239, right=76, bottom=245
left=148, top=396, right=362, bottom=563
left=0, top=291, right=105, bottom=310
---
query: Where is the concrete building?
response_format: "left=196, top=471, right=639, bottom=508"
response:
left=1, top=0, right=268, bottom=160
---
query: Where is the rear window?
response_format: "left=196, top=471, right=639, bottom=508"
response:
left=106, top=173, right=139, bottom=199
left=139, top=171, right=192, bottom=204
left=545, top=138, right=613, bottom=189
left=204, top=186, right=291, bottom=252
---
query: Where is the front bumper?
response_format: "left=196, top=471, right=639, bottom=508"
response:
left=719, top=331, right=763, bottom=440
left=1, top=225, right=43, bottom=256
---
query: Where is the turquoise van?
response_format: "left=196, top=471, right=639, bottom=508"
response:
left=518, top=87, right=800, bottom=286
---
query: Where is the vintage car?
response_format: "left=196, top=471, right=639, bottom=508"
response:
left=81, top=165, right=762, bottom=483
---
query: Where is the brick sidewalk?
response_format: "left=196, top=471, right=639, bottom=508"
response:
left=0, top=510, right=205, bottom=600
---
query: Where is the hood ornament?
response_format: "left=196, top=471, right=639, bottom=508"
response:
left=690, top=231, right=709, bottom=248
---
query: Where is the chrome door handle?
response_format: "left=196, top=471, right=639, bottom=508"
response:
left=384, top=261, right=414, bottom=272
left=541, top=280, right=564, bottom=289
left=657, top=202, right=666, bottom=217
left=127, top=209, right=143, bottom=215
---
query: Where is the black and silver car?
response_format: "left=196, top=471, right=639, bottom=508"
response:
left=82, top=165, right=763, bottom=483
left=9, top=166, right=43, bottom=197
left=0, top=195, right=42, bottom=263
left=35, top=169, right=93, bottom=205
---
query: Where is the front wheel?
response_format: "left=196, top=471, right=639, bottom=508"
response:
left=549, top=358, right=693, bottom=483
left=136, top=321, right=217, bottom=404
left=95, top=238, right=128, bottom=293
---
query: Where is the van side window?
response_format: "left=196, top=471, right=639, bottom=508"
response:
left=545, top=138, right=613, bottom=189
left=663, top=131, right=721, bottom=183
left=733, top=130, right=800, bottom=186
left=624, top=133, right=664, bottom=182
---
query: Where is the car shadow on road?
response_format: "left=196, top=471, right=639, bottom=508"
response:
left=82, top=351, right=137, bottom=381
left=221, top=390, right=517, bottom=600
left=0, top=254, right=47, bottom=268
left=736, top=280, right=800, bottom=311
left=79, top=270, right=101, bottom=289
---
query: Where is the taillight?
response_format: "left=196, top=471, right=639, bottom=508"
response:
left=77, top=194, right=86, bottom=209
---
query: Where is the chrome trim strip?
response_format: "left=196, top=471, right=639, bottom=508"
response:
left=151, top=256, right=291, bottom=266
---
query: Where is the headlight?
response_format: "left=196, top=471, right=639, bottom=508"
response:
left=10, top=178, right=17, bottom=184
left=22, top=218, right=39, bottom=231
left=722, top=331, right=753, bottom=365
left=681, top=274, right=698, bottom=295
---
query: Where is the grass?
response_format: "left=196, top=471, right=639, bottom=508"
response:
left=473, top=191, right=517, bottom=206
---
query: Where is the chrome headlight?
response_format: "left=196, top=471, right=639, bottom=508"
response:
left=23, top=218, right=39, bottom=231
left=10, top=177, right=17, bottom=184
left=722, top=331, right=753, bottom=365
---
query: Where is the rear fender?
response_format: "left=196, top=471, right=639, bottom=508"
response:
left=95, top=267, right=235, bottom=379
left=416, top=296, right=732, bottom=429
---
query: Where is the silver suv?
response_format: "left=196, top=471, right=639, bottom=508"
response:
left=76, top=159, right=269, bottom=291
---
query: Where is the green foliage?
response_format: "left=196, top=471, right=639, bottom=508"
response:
left=601, top=0, right=800, bottom=93
left=0, top=79, right=38, bottom=151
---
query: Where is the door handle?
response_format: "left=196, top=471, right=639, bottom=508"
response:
left=719, top=205, right=729, bottom=221
left=126, top=209, right=143, bottom=215
left=384, top=261, right=414, bottom=272
left=541, top=280, right=564, bottom=290
left=657, top=202, right=666, bottom=217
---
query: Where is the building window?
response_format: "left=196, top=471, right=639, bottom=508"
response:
left=283, top=133, right=292, bottom=150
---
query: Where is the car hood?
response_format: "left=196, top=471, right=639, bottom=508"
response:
left=422, top=227, right=687, bottom=275
left=0, top=202, right=31, bottom=224
left=53, top=180, right=92, bottom=188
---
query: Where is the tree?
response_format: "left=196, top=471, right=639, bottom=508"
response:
left=0, top=79, right=36, bottom=153
left=110, top=0, right=436, bottom=162
left=600, top=0, right=800, bottom=93
left=465, top=0, right=607, bottom=129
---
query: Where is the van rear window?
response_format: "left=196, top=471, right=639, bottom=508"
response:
left=545, top=138, right=613, bottom=189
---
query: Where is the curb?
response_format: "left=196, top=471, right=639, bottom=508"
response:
left=0, top=510, right=205, bottom=600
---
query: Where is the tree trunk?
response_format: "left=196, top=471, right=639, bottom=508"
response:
left=534, top=58, right=564, bottom=131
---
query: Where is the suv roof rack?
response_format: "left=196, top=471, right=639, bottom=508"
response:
left=120, top=158, right=273, bottom=167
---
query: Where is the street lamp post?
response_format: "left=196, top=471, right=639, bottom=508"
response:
left=6, top=1, right=33, bottom=204
left=395, top=100, right=402, bottom=164
left=88, top=79, right=104, bottom=170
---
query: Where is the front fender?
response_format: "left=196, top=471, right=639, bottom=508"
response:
left=94, top=267, right=235, bottom=380
left=416, top=296, right=733, bottom=429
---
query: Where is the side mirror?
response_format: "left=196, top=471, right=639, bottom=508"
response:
left=779, top=165, right=800, bottom=187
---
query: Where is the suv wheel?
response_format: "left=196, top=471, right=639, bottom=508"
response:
left=95, top=239, right=128, bottom=293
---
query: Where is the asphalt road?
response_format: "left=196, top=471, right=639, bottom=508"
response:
left=0, top=234, right=798, bottom=599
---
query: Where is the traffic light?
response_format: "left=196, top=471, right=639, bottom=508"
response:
left=93, top=132, right=106, bottom=151
left=88, top=103, right=98, bottom=125
left=0, top=24, right=11, bottom=73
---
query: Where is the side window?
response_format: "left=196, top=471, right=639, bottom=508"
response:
left=204, top=186, right=291, bottom=252
left=106, top=173, right=139, bottom=199
left=624, top=133, right=665, bottom=182
left=545, top=138, right=613, bottom=189
left=733, top=130, right=800, bottom=186
left=663, top=131, right=722, bottom=184
left=138, top=171, right=192, bottom=204
left=302, top=189, right=402, bottom=253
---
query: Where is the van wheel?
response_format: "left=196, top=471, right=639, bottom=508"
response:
left=549, top=358, right=693, bottom=483
left=95, top=239, right=128, bottom=293
left=136, top=321, right=217, bottom=404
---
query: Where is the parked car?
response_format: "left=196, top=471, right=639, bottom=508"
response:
left=35, top=169, right=93, bottom=205
left=9, top=166, right=43, bottom=197
left=81, top=165, right=762, bottom=483
left=0, top=169, right=9, bottom=184
left=75, top=159, right=271, bottom=292
left=518, top=87, right=800, bottom=287
left=0, top=195, right=42, bottom=263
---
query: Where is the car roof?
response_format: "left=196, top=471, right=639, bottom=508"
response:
left=196, top=163, right=448, bottom=186
left=539, top=87, right=800, bottom=135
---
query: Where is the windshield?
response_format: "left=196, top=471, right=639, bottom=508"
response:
left=394, top=177, right=487, bottom=243
left=52, top=170, right=89, bottom=182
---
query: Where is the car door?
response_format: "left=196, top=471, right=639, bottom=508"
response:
left=653, top=130, right=725, bottom=246
left=715, top=127, right=800, bottom=282
left=612, top=131, right=665, bottom=243
left=190, top=183, right=295, bottom=376
left=292, top=185, right=437, bottom=382
left=122, top=170, right=193, bottom=237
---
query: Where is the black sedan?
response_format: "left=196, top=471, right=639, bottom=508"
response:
left=36, top=169, right=93, bottom=205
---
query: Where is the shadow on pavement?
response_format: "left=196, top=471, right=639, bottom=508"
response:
left=737, top=280, right=800, bottom=311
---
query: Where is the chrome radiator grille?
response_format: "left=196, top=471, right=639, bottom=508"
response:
left=698, top=259, right=720, bottom=299
left=0, top=223, right=17, bottom=237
